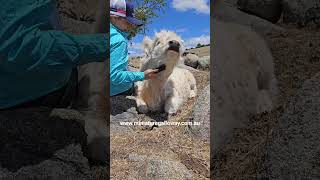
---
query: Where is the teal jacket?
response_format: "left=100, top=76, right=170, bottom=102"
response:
left=110, top=23, right=144, bottom=96
left=0, top=0, right=107, bottom=109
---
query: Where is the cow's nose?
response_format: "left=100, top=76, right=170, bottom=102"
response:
left=168, top=40, right=180, bottom=47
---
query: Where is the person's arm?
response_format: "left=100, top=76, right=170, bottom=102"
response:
left=0, top=29, right=107, bottom=73
left=110, top=41, right=145, bottom=84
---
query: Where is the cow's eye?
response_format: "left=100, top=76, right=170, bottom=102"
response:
left=155, top=41, right=160, bottom=46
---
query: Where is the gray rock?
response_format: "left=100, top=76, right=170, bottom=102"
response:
left=188, top=85, right=210, bottom=142
left=110, top=109, right=138, bottom=133
left=213, top=1, right=284, bottom=36
left=177, top=61, right=200, bottom=72
left=50, top=108, right=86, bottom=126
left=0, top=168, right=13, bottom=179
left=0, top=107, right=87, bottom=171
left=198, top=56, right=210, bottom=70
left=111, top=96, right=137, bottom=115
left=110, top=95, right=139, bottom=133
left=237, top=0, right=282, bottom=23
left=0, top=107, right=107, bottom=179
left=59, top=15, right=93, bottom=34
left=128, top=154, right=193, bottom=180
left=266, top=73, right=320, bottom=179
left=184, top=53, right=199, bottom=69
left=12, top=145, right=92, bottom=180
left=282, top=0, right=320, bottom=27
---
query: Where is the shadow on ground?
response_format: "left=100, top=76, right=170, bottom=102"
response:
left=0, top=107, right=87, bottom=172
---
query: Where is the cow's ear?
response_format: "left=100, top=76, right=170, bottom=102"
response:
left=143, top=36, right=153, bottom=57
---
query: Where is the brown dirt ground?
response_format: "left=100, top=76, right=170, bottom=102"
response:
left=212, top=24, right=320, bottom=179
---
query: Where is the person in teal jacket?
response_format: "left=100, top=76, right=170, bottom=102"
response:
left=110, top=0, right=159, bottom=96
left=0, top=0, right=107, bottom=109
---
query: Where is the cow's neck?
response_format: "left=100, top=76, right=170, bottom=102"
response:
left=143, top=57, right=177, bottom=97
left=151, top=56, right=177, bottom=82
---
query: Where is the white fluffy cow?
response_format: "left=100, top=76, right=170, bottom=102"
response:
left=212, top=19, right=279, bottom=152
left=135, top=30, right=197, bottom=115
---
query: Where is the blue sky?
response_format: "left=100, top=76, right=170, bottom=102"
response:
left=129, top=0, right=210, bottom=56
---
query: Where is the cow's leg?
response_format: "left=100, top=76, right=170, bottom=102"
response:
left=164, top=89, right=182, bottom=116
left=135, top=82, right=149, bottom=113
left=75, top=0, right=109, bottom=164
left=189, top=75, right=197, bottom=98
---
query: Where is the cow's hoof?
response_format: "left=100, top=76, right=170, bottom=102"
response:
left=167, top=109, right=179, bottom=116
left=85, top=136, right=109, bottom=165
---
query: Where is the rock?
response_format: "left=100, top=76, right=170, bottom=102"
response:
left=237, top=0, right=282, bottom=23
left=184, top=53, right=199, bottom=69
left=111, top=96, right=137, bottom=115
left=188, top=85, right=210, bottom=141
left=18, top=144, right=108, bottom=179
left=211, top=20, right=278, bottom=153
left=50, top=108, right=86, bottom=126
left=198, top=56, right=210, bottom=70
left=177, top=60, right=200, bottom=72
left=282, top=0, right=320, bottom=27
left=213, top=1, right=284, bottom=36
left=110, top=95, right=139, bottom=132
left=265, top=73, right=320, bottom=179
left=11, top=145, right=92, bottom=180
left=59, top=15, right=93, bottom=34
left=128, top=154, right=193, bottom=179
left=0, top=107, right=87, bottom=172
left=0, top=168, right=12, bottom=179
left=0, top=107, right=107, bottom=179
left=110, top=108, right=137, bottom=133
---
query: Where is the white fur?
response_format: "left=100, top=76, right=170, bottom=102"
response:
left=135, top=30, right=197, bottom=115
left=212, top=20, right=279, bottom=152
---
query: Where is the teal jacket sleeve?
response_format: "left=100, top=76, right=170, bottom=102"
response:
left=0, top=28, right=107, bottom=73
left=110, top=41, right=144, bottom=84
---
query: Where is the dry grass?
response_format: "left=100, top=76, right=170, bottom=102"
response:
left=212, top=25, right=320, bottom=178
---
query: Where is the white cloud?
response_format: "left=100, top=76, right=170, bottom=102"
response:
left=184, top=35, right=210, bottom=48
left=129, top=34, right=210, bottom=55
left=172, top=0, right=210, bottom=14
left=152, top=28, right=187, bottom=34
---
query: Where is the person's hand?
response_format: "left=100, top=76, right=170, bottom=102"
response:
left=144, top=69, right=159, bottom=80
